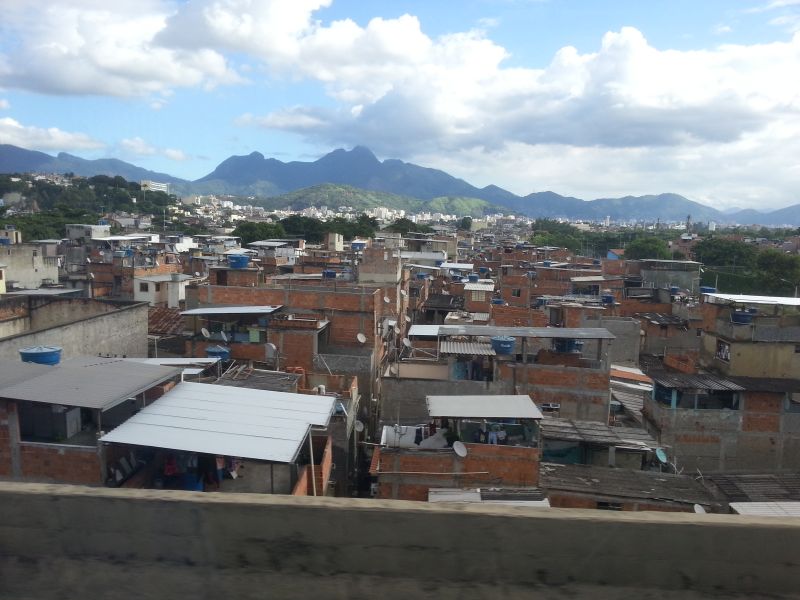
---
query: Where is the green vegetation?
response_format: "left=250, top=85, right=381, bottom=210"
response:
left=382, top=218, right=434, bottom=236
left=623, top=236, right=671, bottom=260
left=529, top=219, right=583, bottom=252
left=231, top=221, right=286, bottom=245
left=458, top=216, right=472, bottom=231
left=692, top=238, right=757, bottom=269
left=0, top=208, right=99, bottom=240
left=277, top=214, right=379, bottom=244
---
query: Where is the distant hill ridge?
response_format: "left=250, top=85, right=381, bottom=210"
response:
left=1, top=143, right=799, bottom=225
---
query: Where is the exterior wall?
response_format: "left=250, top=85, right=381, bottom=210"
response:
left=644, top=391, right=800, bottom=473
left=1, top=244, right=59, bottom=289
left=3, top=483, right=800, bottom=598
left=581, top=315, right=640, bottom=365
left=701, top=333, right=800, bottom=379
left=490, top=305, right=548, bottom=327
left=0, top=300, right=148, bottom=362
left=373, top=444, right=540, bottom=501
left=498, top=363, right=610, bottom=422
left=547, top=492, right=692, bottom=512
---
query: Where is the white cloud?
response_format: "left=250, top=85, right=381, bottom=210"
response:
left=713, top=24, right=733, bottom=34
left=163, top=148, right=188, bottom=161
left=0, top=117, right=103, bottom=150
left=120, top=136, right=189, bottom=161
left=0, top=99, right=9, bottom=109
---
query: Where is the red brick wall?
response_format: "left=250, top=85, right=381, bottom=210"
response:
left=19, top=443, right=101, bottom=485
left=491, top=305, right=548, bottom=327
left=547, top=492, right=690, bottom=512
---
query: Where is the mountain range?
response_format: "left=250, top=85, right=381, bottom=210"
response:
left=1, top=143, right=799, bottom=226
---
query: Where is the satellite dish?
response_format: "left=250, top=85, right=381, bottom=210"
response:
left=194, top=272, right=200, bottom=277
left=265, top=342, right=277, bottom=358
left=354, top=420, right=365, bottom=433
left=89, top=273, right=95, bottom=280
left=655, top=448, right=668, bottom=464
left=154, top=260, right=160, bottom=267
left=356, top=332, right=367, bottom=344
left=383, top=296, right=391, bottom=304
left=453, top=441, right=468, bottom=458
left=201, top=328, right=210, bottom=339
left=402, top=337, right=412, bottom=349
left=693, top=504, right=706, bottom=514
left=86, top=257, right=92, bottom=263
left=399, top=289, right=408, bottom=297
left=220, top=331, right=228, bottom=342
left=460, top=278, right=469, bottom=283
left=404, top=315, right=411, bottom=323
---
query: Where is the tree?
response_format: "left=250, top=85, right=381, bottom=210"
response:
left=231, top=221, right=286, bottom=245
left=755, top=249, right=800, bottom=296
left=624, top=237, right=671, bottom=260
left=693, top=238, right=757, bottom=268
left=383, top=218, right=433, bottom=236
left=280, top=215, right=326, bottom=243
left=529, top=219, right=582, bottom=252
left=458, top=216, right=473, bottom=231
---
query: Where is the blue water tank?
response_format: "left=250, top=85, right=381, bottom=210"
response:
left=228, top=254, right=250, bottom=269
left=478, top=267, right=489, bottom=275
left=435, top=260, right=444, bottom=267
left=699, top=286, right=716, bottom=294
left=416, top=272, right=428, bottom=280
left=731, top=311, right=754, bottom=325
left=542, top=260, right=552, bottom=267
left=322, top=269, right=337, bottom=279
left=490, top=336, right=516, bottom=354
left=351, top=241, right=366, bottom=251
left=602, top=294, right=615, bottom=305
left=19, top=346, right=62, bottom=365
left=670, top=286, right=680, bottom=295
left=0, top=238, right=9, bottom=246
left=468, top=273, right=479, bottom=283
left=554, top=339, right=583, bottom=353
left=206, top=345, right=231, bottom=360
left=452, top=274, right=461, bottom=282
left=746, top=307, right=758, bottom=314
left=592, top=259, right=602, bottom=265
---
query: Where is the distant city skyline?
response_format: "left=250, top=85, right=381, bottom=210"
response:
left=1, top=0, right=800, bottom=210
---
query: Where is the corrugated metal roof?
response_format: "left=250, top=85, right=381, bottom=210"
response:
left=0, top=361, right=52, bottom=389
left=181, top=305, right=282, bottom=315
left=709, top=474, right=800, bottom=503
left=439, top=341, right=496, bottom=356
left=148, top=307, right=185, bottom=336
left=463, top=282, right=495, bottom=292
left=705, top=293, right=800, bottom=307
left=408, top=324, right=441, bottom=337
left=540, top=418, right=656, bottom=447
left=438, top=324, right=616, bottom=340
left=729, top=502, right=800, bottom=517
left=426, top=395, right=544, bottom=419
left=649, top=371, right=745, bottom=391
left=0, top=358, right=180, bottom=411
left=440, top=262, right=474, bottom=270
left=100, top=381, right=335, bottom=464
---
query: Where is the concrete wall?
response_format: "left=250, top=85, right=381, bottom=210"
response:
left=1, top=483, right=800, bottom=599
left=582, top=315, right=639, bottom=365
left=0, top=301, right=148, bottom=362
left=1, top=244, right=59, bottom=289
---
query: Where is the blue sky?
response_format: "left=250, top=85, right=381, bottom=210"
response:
left=1, top=0, right=800, bottom=210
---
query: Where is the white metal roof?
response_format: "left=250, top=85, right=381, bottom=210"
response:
left=408, top=324, right=441, bottom=337
left=124, top=358, right=220, bottom=366
left=100, top=381, right=335, bottom=464
left=439, top=341, right=496, bottom=356
left=426, top=395, right=544, bottom=419
left=704, top=293, right=800, bottom=307
left=181, top=305, right=282, bottom=316
left=440, top=262, right=474, bottom=271
left=135, top=274, right=195, bottom=283
left=248, top=240, right=288, bottom=247
left=729, top=502, right=800, bottom=517
left=463, top=282, right=495, bottom=292
left=0, top=358, right=180, bottom=411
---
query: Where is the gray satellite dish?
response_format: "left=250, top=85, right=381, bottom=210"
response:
left=399, top=289, right=407, bottom=297
left=265, top=343, right=277, bottom=358
left=693, top=504, right=706, bottom=514
left=356, top=332, right=367, bottom=344
left=383, top=296, right=391, bottom=304
left=220, top=331, right=228, bottom=342
left=200, top=328, right=210, bottom=339
left=354, top=420, right=365, bottom=433
left=402, top=338, right=412, bottom=349
left=453, top=441, right=468, bottom=458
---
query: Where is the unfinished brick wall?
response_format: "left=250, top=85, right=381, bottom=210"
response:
left=547, top=492, right=691, bottom=512
left=19, top=443, right=101, bottom=485
left=371, top=444, right=539, bottom=501
left=491, top=305, right=548, bottom=327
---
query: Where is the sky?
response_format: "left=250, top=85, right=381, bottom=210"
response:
left=1, top=0, right=800, bottom=211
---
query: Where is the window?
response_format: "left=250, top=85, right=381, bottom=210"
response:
left=154, top=283, right=161, bottom=292
left=472, top=291, right=486, bottom=302
left=597, top=502, right=623, bottom=511
left=795, top=345, right=800, bottom=354
left=715, top=340, right=731, bottom=362
left=512, top=288, right=521, bottom=298
left=139, top=282, right=149, bottom=292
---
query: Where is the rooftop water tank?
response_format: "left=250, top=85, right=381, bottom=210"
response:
left=468, top=273, right=479, bottom=283
left=416, top=272, right=428, bottom=280
left=602, top=294, right=615, bottom=305
left=553, top=338, right=584, bottom=353
left=542, top=260, right=552, bottom=267
left=435, top=260, right=444, bottom=267
left=478, top=267, right=489, bottom=275
left=491, top=298, right=505, bottom=305
left=592, top=259, right=602, bottom=265
left=351, top=241, right=367, bottom=251
left=322, top=269, right=337, bottom=279
left=490, top=336, right=516, bottom=355
left=206, top=345, right=231, bottom=360
left=228, top=254, right=250, bottom=269
left=731, top=311, right=754, bottom=325
left=699, top=286, right=716, bottom=294
left=670, top=286, right=680, bottom=295
left=19, top=346, right=62, bottom=365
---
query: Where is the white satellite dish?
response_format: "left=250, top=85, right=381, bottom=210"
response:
left=89, top=273, right=95, bottom=280
left=86, top=257, right=92, bottom=263
left=354, top=420, right=365, bottom=433
left=265, top=343, right=277, bottom=358
left=194, top=272, right=200, bottom=277
left=356, top=332, right=367, bottom=344
left=399, top=289, right=408, bottom=297
left=404, top=315, right=411, bottom=323
left=383, top=296, right=391, bottom=304
left=200, top=327, right=210, bottom=339
left=402, top=337, right=412, bottom=349
left=220, top=331, right=228, bottom=342
left=693, top=504, right=706, bottom=514
left=453, top=441, right=468, bottom=458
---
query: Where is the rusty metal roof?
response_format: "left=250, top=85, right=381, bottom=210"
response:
left=148, top=307, right=184, bottom=336
left=709, top=474, right=800, bottom=503
left=540, top=418, right=656, bottom=447
left=649, top=371, right=745, bottom=391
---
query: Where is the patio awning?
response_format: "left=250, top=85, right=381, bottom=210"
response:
left=426, top=395, right=543, bottom=419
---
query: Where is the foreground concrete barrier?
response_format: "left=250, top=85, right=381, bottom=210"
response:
left=0, top=482, right=798, bottom=599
